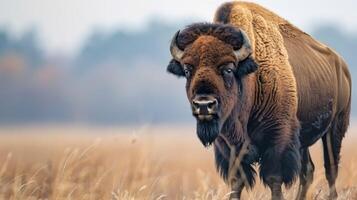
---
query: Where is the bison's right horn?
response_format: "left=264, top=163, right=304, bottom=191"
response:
left=170, top=30, right=184, bottom=61
left=234, top=30, right=252, bottom=61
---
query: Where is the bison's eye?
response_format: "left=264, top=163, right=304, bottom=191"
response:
left=220, top=63, right=235, bottom=77
left=183, top=64, right=193, bottom=78
left=223, top=68, right=233, bottom=74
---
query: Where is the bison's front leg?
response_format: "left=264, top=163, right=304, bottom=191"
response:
left=260, top=133, right=301, bottom=200
left=229, top=177, right=244, bottom=200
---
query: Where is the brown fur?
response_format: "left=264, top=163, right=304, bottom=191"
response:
left=215, top=2, right=351, bottom=144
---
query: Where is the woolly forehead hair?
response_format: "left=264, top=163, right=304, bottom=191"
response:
left=176, top=23, right=245, bottom=51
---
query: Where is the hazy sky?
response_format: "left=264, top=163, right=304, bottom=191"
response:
left=0, top=0, right=356, bottom=54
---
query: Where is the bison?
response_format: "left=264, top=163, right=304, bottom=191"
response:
left=166, top=2, right=351, bottom=200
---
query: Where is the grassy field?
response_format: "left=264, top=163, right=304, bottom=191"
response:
left=0, top=125, right=356, bottom=200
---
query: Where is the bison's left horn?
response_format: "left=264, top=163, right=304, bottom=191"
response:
left=170, top=30, right=184, bottom=61
left=234, top=30, right=252, bottom=61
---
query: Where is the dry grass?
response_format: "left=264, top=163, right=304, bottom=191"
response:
left=0, top=125, right=356, bottom=200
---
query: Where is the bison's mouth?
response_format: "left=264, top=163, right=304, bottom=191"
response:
left=196, top=118, right=220, bottom=147
left=193, top=113, right=219, bottom=121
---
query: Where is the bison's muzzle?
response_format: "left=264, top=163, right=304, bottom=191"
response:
left=192, top=95, right=218, bottom=121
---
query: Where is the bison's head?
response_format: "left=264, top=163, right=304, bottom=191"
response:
left=167, top=23, right=258, bottom=146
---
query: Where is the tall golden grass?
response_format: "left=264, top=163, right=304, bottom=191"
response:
left=0, top=125, right=356, bottom=200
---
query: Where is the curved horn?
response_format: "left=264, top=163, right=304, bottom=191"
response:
left=234, top=30, right=252, bottom=61
left=170, top=30, right=184, bottom=61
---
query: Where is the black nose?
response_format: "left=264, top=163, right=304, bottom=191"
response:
left=192, top=95, right=218, bottom=116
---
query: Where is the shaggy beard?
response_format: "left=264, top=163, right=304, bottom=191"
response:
left=196, top=119, right=220, bottom=147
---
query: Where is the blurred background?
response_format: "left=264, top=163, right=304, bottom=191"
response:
left=0, top=0, right=356, bottom=126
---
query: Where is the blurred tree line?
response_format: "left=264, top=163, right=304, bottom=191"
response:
left=0, top=21, right=355, bottom=124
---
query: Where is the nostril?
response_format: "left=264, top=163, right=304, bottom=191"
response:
left=207, top=99, right=218, bottom=110
left=192, top=100, right=200, bottom=109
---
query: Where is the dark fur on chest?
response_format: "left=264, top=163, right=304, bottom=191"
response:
left=214, top=124, right=301, bottom=188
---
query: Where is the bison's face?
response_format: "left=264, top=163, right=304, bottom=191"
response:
left=167, top=23, right=258, bottom=146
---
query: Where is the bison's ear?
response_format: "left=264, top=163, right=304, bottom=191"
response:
left=236, top=57, right=258, bottom=77
left=167, top=59, right=185, bottom=77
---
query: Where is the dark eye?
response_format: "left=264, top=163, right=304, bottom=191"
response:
left=223, top=68, right=233, bottom=75
left=184, top=69, right=191, bottom=77
left=183, top=64, right=193, bottom=78
left=220, top=63, right=235, bottom=76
